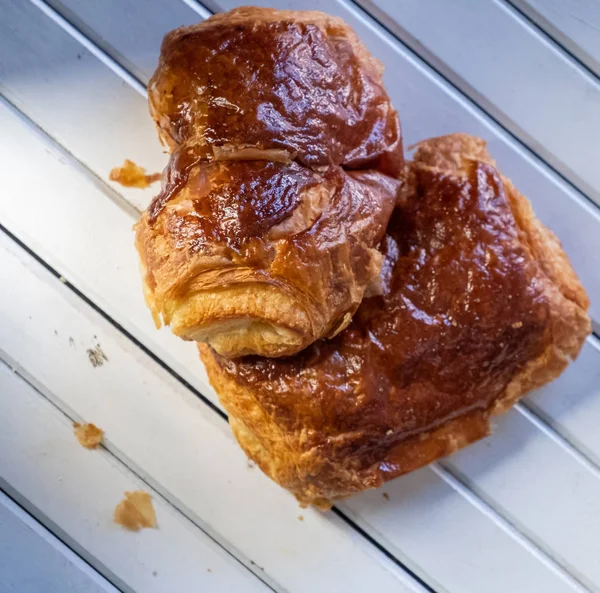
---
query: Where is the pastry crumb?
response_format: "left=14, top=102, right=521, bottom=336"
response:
left=382, top=492, right=390, bottom=500
left=109, top=159, right=161, bottom=189
left=207, top=568, right=212, bottom=573
left=73, top=422, right=104, bottom=449
left=297, top=515, right=304, bottom=522
left=511, top=321, right=523, bottom=329
left=114, top=491, right=157, bottom=531
left=87, top=345, right=108, bottom=368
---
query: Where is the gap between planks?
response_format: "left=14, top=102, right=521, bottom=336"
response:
left=9, top=0, right=600, bottom=590
left=350, top=0, right=600, bottom=219
left=0, top=355, right=281, bottom=593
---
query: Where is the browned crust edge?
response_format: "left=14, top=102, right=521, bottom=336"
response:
left=201, top=134, right=591, bottom=508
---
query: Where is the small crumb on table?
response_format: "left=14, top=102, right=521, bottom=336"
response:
left=87, top=345, right=108, bottom=368
left=109, top=159, right=161, bottom=189
left=114, top=491, right=157, bottom=531
left=382, top=492, right=390, bottom=500
left=297, top=515, right=304, bottom=522
left=73, top=422, right=104, bottom=449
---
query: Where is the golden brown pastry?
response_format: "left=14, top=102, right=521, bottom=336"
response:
left=136, top=160, right=399, bottom=356
left=148, top=7, right=403, bottom=175
left=136, top=7, right=403, bottom=357
left=201, top=134, right=591, bottom=508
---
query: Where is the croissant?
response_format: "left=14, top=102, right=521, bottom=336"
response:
left=201, top=134, right=591, bottom=508
left=135, top=7, right=403, bottom=357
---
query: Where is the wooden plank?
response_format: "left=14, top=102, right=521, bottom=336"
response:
left=356, top=0, right=600, bottom=205
left=442, top=404, right=600, bottom=590
left=342, top=466, right=584, bottom=593
left=0, top=99, right=220, bottom=413
left=0, top=126, right=590, bottom=593
left=526, top=336, right=600, bottom=467
left=0, top=0, right=166, bottom=212
left=510, top=0, right=600, bottom=76
left=0, top=365, right=270, bottom=593
left=43, top=0, right=208, bottom=84
left=0, top=227, right=426, bottom=593
left=0, top=492, right=117, bottom=593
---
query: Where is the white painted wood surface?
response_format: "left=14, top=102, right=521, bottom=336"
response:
left=510, top=0, right=600, bottom=76
left=0, top=363, right=270, bottom=593
left=43, top=0, right=209, bottom=84
left=356, top=0, right=600, bottom=206
left=1, top=0, right=599, bottom=591
left=0, top=492, right=118, bottom=593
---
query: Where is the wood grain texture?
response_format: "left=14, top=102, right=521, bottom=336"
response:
left=510, top=0, right=600, bottom=76
left=0, top=492, right=118, bottom=593
left=356, top=0, right=600, bottom=206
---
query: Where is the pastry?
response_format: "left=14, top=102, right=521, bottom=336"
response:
left=135, top=160, right=399, bottom=357
left=201, top=134, right=591, bottom=508
left=136, top=7, right=403, bottom=357
left=148, top=7, right=403, bottom=175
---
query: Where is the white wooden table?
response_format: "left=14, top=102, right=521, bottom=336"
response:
left=1, top=1, right=599, bottom=591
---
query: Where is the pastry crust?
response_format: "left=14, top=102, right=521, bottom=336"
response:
left=135, top=161, right=399, bottom=357
left=201, top=134, right=590, bottom=507
left=148, top=6, right=403, bottom=175
left=136, top=7, right=403, bottom=358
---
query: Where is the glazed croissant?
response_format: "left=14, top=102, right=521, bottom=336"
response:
left=135, top=7, right=403, bottom=357
left=201, top=134, right=591, bottom=508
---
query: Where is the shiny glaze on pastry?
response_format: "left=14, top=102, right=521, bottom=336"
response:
left=136, top=159, right=399, bottom=357
left=201, top=134, right=591, bottom=507
left=148, top=7, right=403, bottom=175
left=137, top=7, right=403, bottom=358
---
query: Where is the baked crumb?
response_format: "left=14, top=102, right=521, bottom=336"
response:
left=73, top=422, right=104, bottom=449
left=207, top=568, right=212, bottom=573
left=109, top=159, right=161, bottom=189
left=114, top=491, right=157, bottom=531
left=297, top=515, right=304, bottom=522
left=382, top=492, right=390, bottom=500
left=511, top=321, right=523, bottom=329
left=87, top=345, right=108, bottom=368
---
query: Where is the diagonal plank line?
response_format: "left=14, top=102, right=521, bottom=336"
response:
left=503, top=0, right=600, bottom=82
left=331, top=507, right=439, bottom=593
left=350, top=0, right=600, bottom=216
left=0, top=484, right=125, bottom=593
left=433, top=462, right=593, bottom=593
left=0, top=219, right=226, bottom=423
left=0, top=356, right=281, bottom=593
left=179, top=0, right=213, bottom=18
left=515, top=400, right=600, bottom=479
left=12, top=0, right=600, bottom=589
left=28, top=0, right=147, bottom=97
left=0, top=94, right=140, bottom=220
left=0, top=218, right=432, bottom=593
